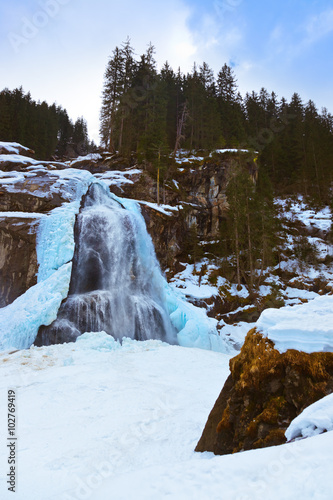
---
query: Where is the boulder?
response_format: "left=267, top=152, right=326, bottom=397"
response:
left=196, top=329, right=333, bottom=455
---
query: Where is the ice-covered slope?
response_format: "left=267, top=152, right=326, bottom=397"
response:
left=0, top=334, right=332, bottom=500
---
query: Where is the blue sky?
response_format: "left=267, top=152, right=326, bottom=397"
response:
left=0, top=0, right=332, bottom=143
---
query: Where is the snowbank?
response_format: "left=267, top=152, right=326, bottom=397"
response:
left=257, top=295, right=333, bottom=353
left=286, top=393, right=333, bottom=441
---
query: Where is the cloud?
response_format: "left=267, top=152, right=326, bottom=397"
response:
left=268, top=7, right=333, bottom=63
left=304, top=8, right=333, bottom=44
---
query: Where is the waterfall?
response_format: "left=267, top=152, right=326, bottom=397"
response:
left=35, top=183, right=177, bottom=346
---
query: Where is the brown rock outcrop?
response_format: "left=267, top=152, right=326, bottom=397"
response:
left=0, top=217, right=40, bottom=307
left=196, top=329, right=333, bottom=455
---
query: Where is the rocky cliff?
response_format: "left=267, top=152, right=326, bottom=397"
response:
left=0, top=148, right=256, bottom=293
left=0, top=216, right=38, bottom=307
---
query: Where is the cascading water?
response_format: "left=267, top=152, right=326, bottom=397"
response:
left=35, top=183, right=177, bottom=346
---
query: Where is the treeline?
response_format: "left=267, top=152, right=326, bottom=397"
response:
left=0, top=87, right=96, bottom=159
left=100, top=41, right=333, bottom=201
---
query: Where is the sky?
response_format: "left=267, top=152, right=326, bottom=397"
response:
left=0, top=0, right=332, bottom=144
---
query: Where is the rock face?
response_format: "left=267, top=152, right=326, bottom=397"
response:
left=141, top=205, right=186, bottom=270
left=0, top=217, right=39, bottom=307
left=195, top=329, right=333, bottom=455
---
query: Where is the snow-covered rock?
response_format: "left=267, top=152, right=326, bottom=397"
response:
left=256, top=295, right=333, bottom=353
left=0, top=141, right=34, bottom=156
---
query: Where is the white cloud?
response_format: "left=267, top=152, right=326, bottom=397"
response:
left=304, top=8, right=333, bottom=44
left=267, top=8, right=333, bottom=63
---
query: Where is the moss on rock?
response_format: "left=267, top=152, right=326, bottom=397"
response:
left=195, top=328, right=333, bottom=455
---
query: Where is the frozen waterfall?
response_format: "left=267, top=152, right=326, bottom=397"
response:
left=35, top=183, right=177, bottom=346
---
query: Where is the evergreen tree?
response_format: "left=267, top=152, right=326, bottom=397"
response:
left=217, top=64, right=245, bottom=146
left=72, top=117, right=89, bottom=155
left=100, top=46, right=125, bottom=150
left=0, top=87, right=90, bottom=159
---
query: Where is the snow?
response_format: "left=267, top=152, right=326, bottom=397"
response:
left=276, top=197, right=332, bottom=232
left=139, top=200, right=183, bottom=216
left=0, top=166, right=94, bottom=203
left=0, top=154, right=41, bottom=165
left=219, top=320, right=256, bottom=349
left=173, top=148, right=252, bottom=165
left=256, top=295, right=333, bottom=353
left=0, top=170, right=26, bottom=183
left=308, top=236, right=333, bottom=260
left=0, top=263, right=72, bottom=350
left=286, top=393, right=333, bottom=441
left=170, top=263, right=219, bottom=299
left=175, top=155, right=205, bottom=164
left=0, top=334, right=333, bottom=500
left=211, top=148, right=251, bottom=154
left=0, top=212, right=47, bottom=219
left=0, top=141, right=32, bottom=155
left=94, top=169, right=142, bottom=188
left=284, top=286, right=319, bottom=305
left=69, top=153, right=102, bottom=164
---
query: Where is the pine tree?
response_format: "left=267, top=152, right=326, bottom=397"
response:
left=217, top=64, right=245, bottom=146
left=100, top=46, right=125, bottom=150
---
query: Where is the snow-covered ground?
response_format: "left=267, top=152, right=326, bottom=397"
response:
left=1, top=333, right=332, bottom=500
